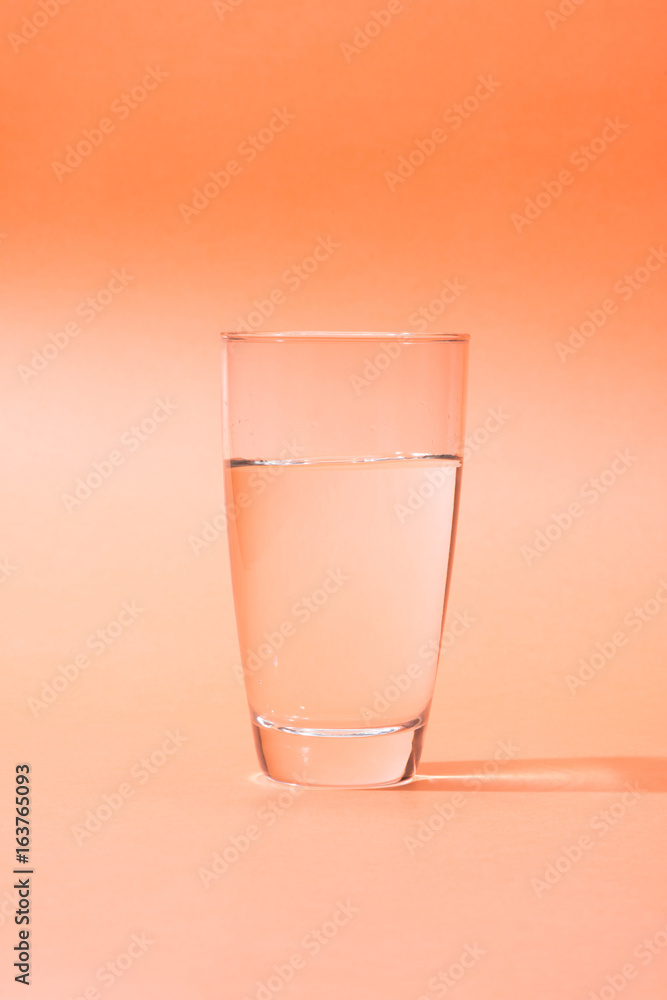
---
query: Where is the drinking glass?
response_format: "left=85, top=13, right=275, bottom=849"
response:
left=220, top=331, right=469, bottom=788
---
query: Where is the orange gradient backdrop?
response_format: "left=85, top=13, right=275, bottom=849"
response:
left=2, top=1, right=667, bottom=997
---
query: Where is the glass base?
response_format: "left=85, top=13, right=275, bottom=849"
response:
left=251, top=715, right=426, bottom=788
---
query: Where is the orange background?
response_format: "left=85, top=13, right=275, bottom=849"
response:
left=2, top=0, right=667, bottom=996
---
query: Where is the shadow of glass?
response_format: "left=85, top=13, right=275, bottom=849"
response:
left=405, top=757, right=667, bottom=792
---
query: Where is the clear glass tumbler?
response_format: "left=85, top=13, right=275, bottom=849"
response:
left=220, top=331, right=469, bottom=788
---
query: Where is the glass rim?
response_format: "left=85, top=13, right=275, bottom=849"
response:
left=220, top=330, right=470, bottom=343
